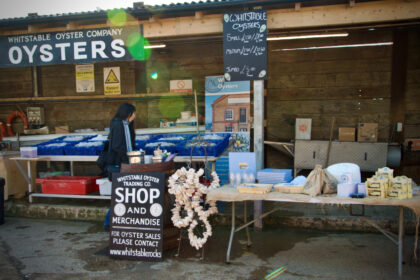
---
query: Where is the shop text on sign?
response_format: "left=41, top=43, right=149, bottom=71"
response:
left=0, top=27, right=141, bottom=67
left=110, top=173, right=165, bottom=261
left=223, top=10, right=267, bottom=81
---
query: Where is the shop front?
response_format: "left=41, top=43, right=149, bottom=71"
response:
left=0, top=0, right=420, bottom=276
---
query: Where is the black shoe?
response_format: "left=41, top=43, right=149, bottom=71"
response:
left=104, top=225, right=110, bottom=231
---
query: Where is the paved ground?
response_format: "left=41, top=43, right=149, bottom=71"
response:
left=0, top=217, right=419, bottom=280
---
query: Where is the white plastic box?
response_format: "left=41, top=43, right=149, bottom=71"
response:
left=20, top=147, right=37, bottom=158
left=96, top=178, right=111, bottom=196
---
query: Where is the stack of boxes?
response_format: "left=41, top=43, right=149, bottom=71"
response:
left=365, top=167, right=413, bottom=199
left=366, top=175, right=389, bottom=198
left=338, top=122, right=378, bottom=142
left=388, top=176, right=413, bottom=199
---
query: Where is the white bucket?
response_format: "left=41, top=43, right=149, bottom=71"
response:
left=327, top=163, right=361, bottom=184
left=96, top=178, right=111, bottom=196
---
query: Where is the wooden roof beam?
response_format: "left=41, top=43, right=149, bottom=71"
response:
left=2, top=0, right=419, bottom=37
left=140, top=0, right=420, bottom=38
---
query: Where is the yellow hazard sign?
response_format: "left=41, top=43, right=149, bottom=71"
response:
left=105, top=69, right=119, bottom=84
left=103, top=67, right=121, bottom=95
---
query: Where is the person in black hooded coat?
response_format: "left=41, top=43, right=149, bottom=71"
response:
left=103, top=103, right=136, bottom=230
left=107, top=103, right=136, bottom=167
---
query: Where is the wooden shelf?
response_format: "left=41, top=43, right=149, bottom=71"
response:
left=31, top=193, right=111, bottom=200
left=0, top=92, right=204, bottom=104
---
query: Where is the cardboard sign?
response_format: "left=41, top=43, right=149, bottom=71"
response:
left=75, top=64, right=94, bottom=92
left=109, top=172, right=165, bottom=261
left=170, top=80, right=192, bottom=93
left=223, top=10, right=267, bottom=81
left=103, top=67, right=121, bottom=95
left=295, top=118, right=312, bottom=140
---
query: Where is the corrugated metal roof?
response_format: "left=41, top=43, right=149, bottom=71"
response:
left=0, top=0, right=318, bottom=27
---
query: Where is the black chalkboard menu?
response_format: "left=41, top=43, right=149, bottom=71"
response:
left=223, top=10, right=267, bottom=81
left=109, top=172, right=165, bottom=261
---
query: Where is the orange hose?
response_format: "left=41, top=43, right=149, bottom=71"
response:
left=6, top=111, right=28, bottom=137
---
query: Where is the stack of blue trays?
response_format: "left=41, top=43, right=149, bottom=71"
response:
left=257, top=169, right=293, bottom=184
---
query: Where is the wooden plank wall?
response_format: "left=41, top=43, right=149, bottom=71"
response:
left=401, top=29, right=420, bottom=182
left=265, top=30, right=394, bottom=168
left=0, top=28, right=419, bottom=174
left=0, top=41, right=223, bottom=133
left=405, top=29, right=420, bottom=139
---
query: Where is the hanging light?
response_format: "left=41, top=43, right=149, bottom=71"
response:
left=267, top=33, right=349, bottom=41
left=273, top=42, right=393, bottom=51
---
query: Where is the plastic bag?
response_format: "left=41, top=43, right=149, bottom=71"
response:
left=323, top=169, right=337, bottom=194
left=303, top=165, right=337, bottom=196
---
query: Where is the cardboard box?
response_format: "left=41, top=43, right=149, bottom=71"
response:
left=55, top=125, right=69, bottom=134
left=358, top=123, right=378, bottom=142
left=295, top=118, right=312, bottom=140
left=338, top=128, right=356, bottom=142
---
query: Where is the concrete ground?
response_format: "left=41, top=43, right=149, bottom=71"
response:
left=1, top=218, right=420, bottom=280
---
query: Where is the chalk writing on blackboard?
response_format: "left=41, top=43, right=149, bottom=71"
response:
left=223, top=10, right=267, bottom=81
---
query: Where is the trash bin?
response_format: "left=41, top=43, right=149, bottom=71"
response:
left=0, top=177, right=4, bottom=225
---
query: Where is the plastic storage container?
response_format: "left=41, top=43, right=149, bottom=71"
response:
left=35, top=141, right=72, bottom=155
left=20, top=147, right=37, bottom=158
left=96, top=178, right=112, bottom=195
left=64, top=141, right=104, bottom=155
left=327, top=163, right=361, bottom=184
left=36, top=176, right=101, bottom=195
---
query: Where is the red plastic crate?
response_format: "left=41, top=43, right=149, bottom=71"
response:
left=36, top=176, right=101, bottom=195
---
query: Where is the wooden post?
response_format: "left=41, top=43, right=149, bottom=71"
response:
left=390, top=30, right=408, bottom=143
left=194, top=90, right=200, bottom=140
left=253, top=80, right=264, bottom=231
left=32, top=66, right=38, bottom=98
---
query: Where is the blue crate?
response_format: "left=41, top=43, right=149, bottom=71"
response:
left=64, top=141, right=104, bottom=155
left=135, top=134, right=156, bottom=150
left=179, top=133, right=230, bottom=156
left=87, top=134, right=108, bottom=142
left=191, top=133, right=230, bottom=144
left=178, top=139, right=229, bottom=157
left=144, top=141, right=179, bottom=155
left=35, top=141, right=73, bottom=155
left=51, top=135, right=94, bottom=143
left=153, top=133, right=193, bottom=143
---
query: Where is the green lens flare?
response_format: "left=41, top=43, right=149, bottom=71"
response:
left=107, top=9, right=127, bottom=27
left=151, top=72, right=158, bottom=79
left=158, top=95, right=185, bottom=119
left=126, top=33, right=151, bottom=61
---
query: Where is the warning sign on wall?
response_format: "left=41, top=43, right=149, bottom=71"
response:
left=76, top=64, right=95, bottom=93
left=104, top=67, right=121, bottom=95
